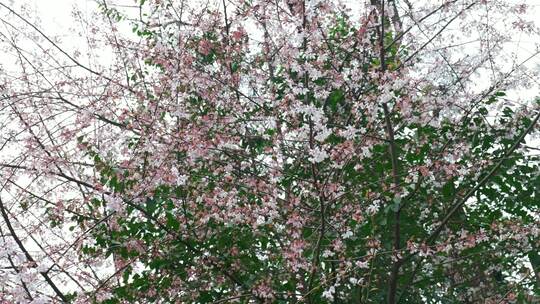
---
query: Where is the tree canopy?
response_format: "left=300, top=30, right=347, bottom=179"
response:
left=0, top=0, right=539, bottom=303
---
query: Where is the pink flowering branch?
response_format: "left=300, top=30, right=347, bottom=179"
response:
left=0, top=197, right=67, bottom=302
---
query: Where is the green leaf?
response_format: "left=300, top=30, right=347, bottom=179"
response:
left=391, top=196, right=401, bottom=212
left=327, top=89, right=344, bottom=112
left=166, top=211, right=180, bottom=230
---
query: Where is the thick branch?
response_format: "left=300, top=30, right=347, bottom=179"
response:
left=398, top=108, right=540, bottom=287
left=427, top=109, right=540, bottom=245
left=372, top=1, right=402, bottom=302
left=383, top=102, right=401, bottom=304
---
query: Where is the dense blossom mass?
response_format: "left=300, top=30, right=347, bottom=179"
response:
left=0, top=0, right=539, bottom=303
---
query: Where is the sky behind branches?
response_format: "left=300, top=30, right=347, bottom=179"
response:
left=21, top=0, right=540, bottom=99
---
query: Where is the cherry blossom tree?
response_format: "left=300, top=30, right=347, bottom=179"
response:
left=0, top=0, right=539, bottom=303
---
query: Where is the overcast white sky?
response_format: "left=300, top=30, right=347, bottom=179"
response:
left=21, top=0, right=540, bottom=98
